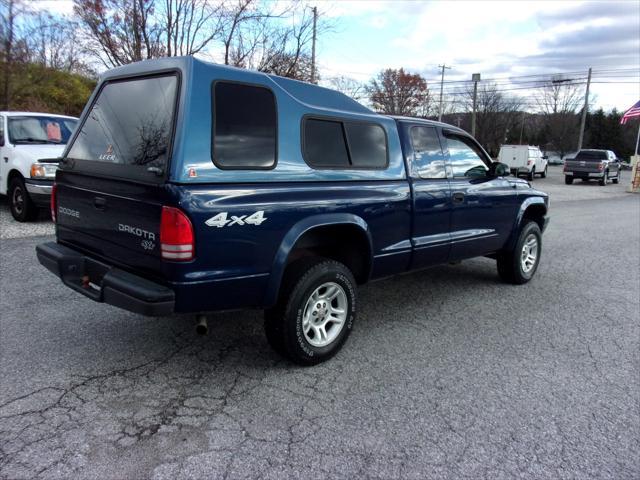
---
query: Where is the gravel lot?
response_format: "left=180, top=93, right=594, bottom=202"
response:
left=1, top=166, right=638, bottom=479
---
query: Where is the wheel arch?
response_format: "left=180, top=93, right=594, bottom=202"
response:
left=7, top=168, right=24, bottom=189
left=504, top=197, right=547, bottom=251
left=264, top=214, right=373, bottom=307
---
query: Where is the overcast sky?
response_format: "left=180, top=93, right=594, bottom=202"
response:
left=35, top=0, right=640, bottom=111
left=316, top=0, right=640, bottom=111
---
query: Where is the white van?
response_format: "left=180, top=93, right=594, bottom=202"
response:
left=498, top=145, right=548, bottom=181
left=0, top=112, right=78, bottom=221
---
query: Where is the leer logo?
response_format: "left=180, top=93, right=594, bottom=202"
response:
left=99, top=144, right=116, bottom=162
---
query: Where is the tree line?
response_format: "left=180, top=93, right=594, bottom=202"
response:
left=1, top=0, right=321, bottom=112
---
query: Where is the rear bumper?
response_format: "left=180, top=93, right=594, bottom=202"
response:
left=564, top=171, right=604, bottom=178
left=36, top=242, right=175, bottom=316
left=25, top=179, right=53, bottom=206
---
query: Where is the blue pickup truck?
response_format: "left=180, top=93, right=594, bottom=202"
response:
left=37, top=57, right=549, bottom=364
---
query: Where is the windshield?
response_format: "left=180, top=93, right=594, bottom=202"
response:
left=65, top=74, right=178, bottom=181
left=8, top=116, right=77, bottom=144
left=575, top=150, right=607, bottom=161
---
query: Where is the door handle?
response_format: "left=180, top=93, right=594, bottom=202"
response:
left=93, top=196, right=107, bottom=210
left=452, top=192, right=465, bottom=204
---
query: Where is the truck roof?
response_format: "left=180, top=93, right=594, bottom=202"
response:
left=100, top=56, right=375, bottom=117
left=98, top=57, right=475, bottom=132
left=389, top=116, right=467, bottom=135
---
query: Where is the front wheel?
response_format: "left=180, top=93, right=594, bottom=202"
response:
left=264, top=257, right=356, bottom=365
left=540, top=165, right=548, bottom=178
left=497, top=221, right=542, bottom=285
left=9, top=177, right=38, bottom=222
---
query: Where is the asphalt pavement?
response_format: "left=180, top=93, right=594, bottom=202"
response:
left=1, top=167, right=639, bottom=479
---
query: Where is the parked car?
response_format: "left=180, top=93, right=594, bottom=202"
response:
left=563, top=149, right=622, bottom=185
left=0, top=111, right=78, bottom=221
left=36, top=57, right=549, bottom=365
left=498, top=145, right=548, bottom=181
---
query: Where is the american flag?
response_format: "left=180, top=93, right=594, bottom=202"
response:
left=620, top=100, right=640, bottom=124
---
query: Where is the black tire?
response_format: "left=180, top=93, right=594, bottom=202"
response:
left=264, top=257, right=356, bottom=365
left=612, top=171, right=620, bottom=184
left=527, top=168, right=535, bottom=181
left=8, top=177, right=38, bottom=222
left=540, top=165, right=547, bottom=178
left=565, top=175, right=573, bottom=185
left=497, top=221, right=542, bottom=285
left=599, top=171, right=608, bottom=186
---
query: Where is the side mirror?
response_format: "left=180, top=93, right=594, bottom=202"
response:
left=489, top=162, right=510, bottom=177
left=542, top=155, right=548, bottom=160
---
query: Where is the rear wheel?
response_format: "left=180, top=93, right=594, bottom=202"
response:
left=527, top=168, right=535, bottom=181
left=599, top=171, right=608, bottom=186
left=497, top=221, right=542, bottom=285
left=264, top=257, right=356, bottom=365
left=565, top=175, right=573, bottom=185
left=612, top=171, right=620, bottom=184
left=9, top=177, right=38, bottom=222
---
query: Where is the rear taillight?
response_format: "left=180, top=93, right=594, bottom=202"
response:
left=50, top=183, right=57, bottom=222
left=160, top=206, right=194, bottom=261
left=598, top=162, right=605, bottom=171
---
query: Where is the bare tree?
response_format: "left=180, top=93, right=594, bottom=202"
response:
left=245, top=10, right=313, bottom=79
left=225, top=3, right=319, bottom=82
left=27, top=12, right=86, bottom=73
left=219, top=0, right=278, bottom=67
left=327, top=76, right=365, bottom=100
left=74, top=0, right=163, bottom=68
left=461, top=82, right=522, bottom=156
left=535, top=76, right=583, bottom=114
left=1, top=0, right=25, bottom=109
left=534, top=76, right=584, bottom=159
left=367, top=68, right=428, bottom=116
left=162, top=0, right=224, bottom=56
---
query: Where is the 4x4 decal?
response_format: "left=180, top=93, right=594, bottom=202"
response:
left=205, top=211, right=267, bottom=228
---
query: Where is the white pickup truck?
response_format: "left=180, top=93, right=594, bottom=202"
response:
left=498, top=145, right=548, bottom=181
left=0, top=112, right=78, bottom=221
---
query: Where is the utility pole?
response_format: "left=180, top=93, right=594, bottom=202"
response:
left=437, top=64, right=451, bottom=122
left=519, top=111, right=526, bottom=144
left=577, top=67, right=592, bottom=150
left=471, top=73, right=480, bottom=136
left=310, top=6, right=318, bottom=84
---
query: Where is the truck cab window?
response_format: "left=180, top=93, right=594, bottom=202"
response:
left=446, top=135, right=488, bottom=178
left=410, top=126, right=446, bottom=179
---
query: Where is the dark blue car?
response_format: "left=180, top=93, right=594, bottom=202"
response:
left=37, top=57, right=549, bottom=365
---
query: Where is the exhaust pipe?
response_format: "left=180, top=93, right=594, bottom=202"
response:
left=195, top=314, right=208, bottom=335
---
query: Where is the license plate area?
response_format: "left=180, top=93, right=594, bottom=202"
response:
left=59, top=255, right=110, bottom=300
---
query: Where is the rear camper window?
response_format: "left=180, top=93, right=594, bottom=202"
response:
left=304, top=119, right=350, bottom=168
left=303, top=118, right=388, bottom=169
left=66, top=74, right=178, bottom=181
left=213, top=82, right=277, bottom=169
